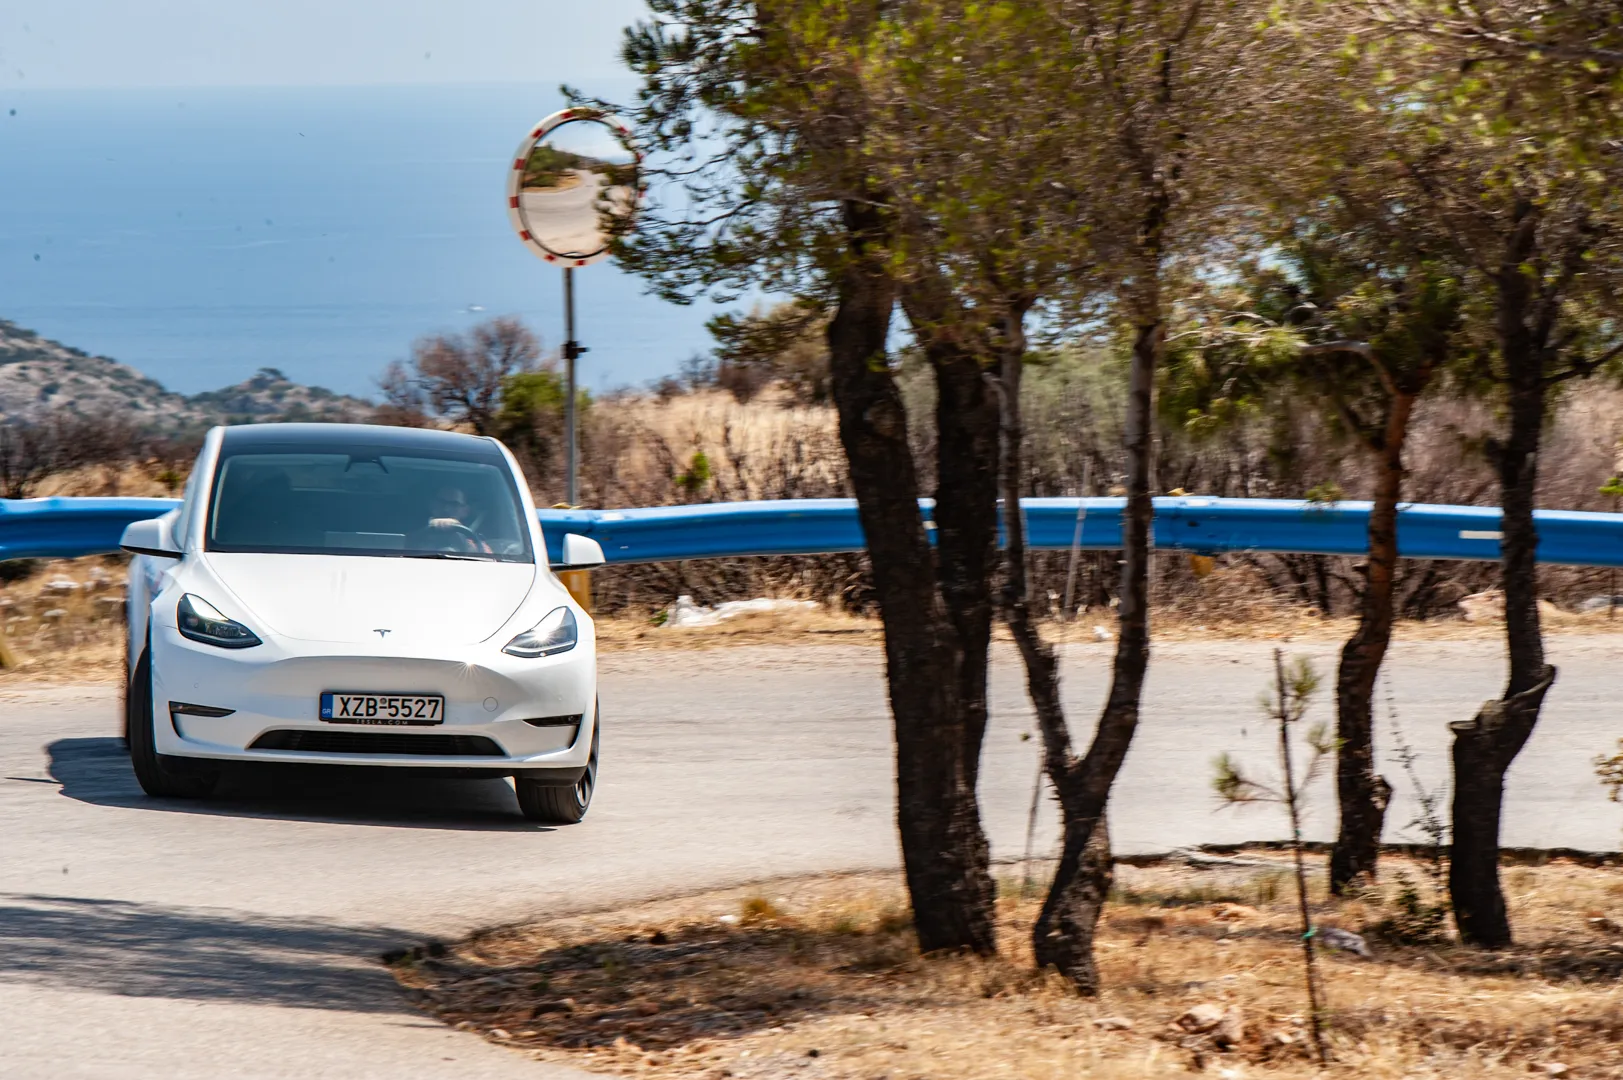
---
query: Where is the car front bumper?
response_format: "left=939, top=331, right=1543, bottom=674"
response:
left=148, top=624, right=596, bottom=772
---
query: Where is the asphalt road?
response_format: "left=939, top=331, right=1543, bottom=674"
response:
left=517, top=170, right=630, bottom=259
left=4, top=635, right=1621, bottom=1078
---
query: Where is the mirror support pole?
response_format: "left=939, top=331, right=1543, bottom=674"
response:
left=563, top=266, right=579, bottom=507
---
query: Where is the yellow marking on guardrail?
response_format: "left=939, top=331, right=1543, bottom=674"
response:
left=558, top=569, right=592, bottom=612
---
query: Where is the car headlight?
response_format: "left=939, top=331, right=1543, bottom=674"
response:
left=502, top=606, right=578, bottom=658
left=177, top=593, right=262, bottom=649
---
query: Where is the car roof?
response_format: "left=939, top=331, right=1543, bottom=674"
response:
left=218, top=423, right=502, bottom=456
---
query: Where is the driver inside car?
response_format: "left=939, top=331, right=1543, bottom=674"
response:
left=408, top=484, right=492, bottom=553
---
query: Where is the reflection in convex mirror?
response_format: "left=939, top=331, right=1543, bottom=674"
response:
left=515, top=117, right=638, bottom=261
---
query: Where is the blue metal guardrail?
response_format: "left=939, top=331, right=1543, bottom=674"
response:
left=5, top=495, right=1623, bottom=567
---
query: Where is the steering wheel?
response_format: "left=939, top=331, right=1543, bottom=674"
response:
left=425, top=521, right=483, bottom=552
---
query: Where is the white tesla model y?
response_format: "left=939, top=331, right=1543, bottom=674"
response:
left=119, top=423, right=605, bottom=823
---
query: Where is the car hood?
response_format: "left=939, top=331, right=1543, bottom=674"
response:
left=203, top=553, right=537, bottom=646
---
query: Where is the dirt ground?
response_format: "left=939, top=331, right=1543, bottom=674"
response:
left=391, top=856, right=1623, bottom=1079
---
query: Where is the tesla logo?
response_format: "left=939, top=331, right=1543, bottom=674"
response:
left=374, top=629, right=391, bottom=639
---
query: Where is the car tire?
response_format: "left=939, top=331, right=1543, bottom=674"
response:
left=127, top=634, right=219, bottom=799
left=515, top=708, right=599, bottom=824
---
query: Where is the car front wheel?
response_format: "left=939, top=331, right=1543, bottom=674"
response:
left=515, top=708, right=599, bottom=824
left=127, top=634, right=219, bottom=799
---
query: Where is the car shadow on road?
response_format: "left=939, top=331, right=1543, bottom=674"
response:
left=46, top=737, right=551, bottom=832
left=0, top=892, right=418, bottom=1012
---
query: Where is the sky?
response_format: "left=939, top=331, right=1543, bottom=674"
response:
left=0, top=1, right=743, bottom=396
left=0, top=0, right=647, bottom=89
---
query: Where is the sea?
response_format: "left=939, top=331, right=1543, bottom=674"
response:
left=0, top=84, right=725, bottom=399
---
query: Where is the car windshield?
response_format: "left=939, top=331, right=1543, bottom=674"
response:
left=206, top=445, right=533, bottom=563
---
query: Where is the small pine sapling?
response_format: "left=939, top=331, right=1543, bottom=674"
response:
left=1596, top=740, right=1623, bottom=806
left=1601, top=474, right=1623, bottom=619
left=1213, top=649, right=1333, bottom=1065
left=1600, top=738, right=1623, bottom=906
left=1365, top=678, right=1453, bottom=946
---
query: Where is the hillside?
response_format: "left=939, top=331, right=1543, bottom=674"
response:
left=185, top=367, right=374, bottom=424
left=0, top=319, right=373, bottom=428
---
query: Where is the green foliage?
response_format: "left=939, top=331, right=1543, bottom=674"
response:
left=1160, top=271, right=1307, bottom=440
left=581, top=0, right=875, bottom=305
left=1304, top=481, right=1345, bottom=505
left=492, top=369, right=587, bottom=481
left=1596, top=739, right=1623, bottom=803
left=1265, top=655, right=1323, bottom=727
left=1214, top=654, right=1331, bottom=806
left=677, top=450, right=713, bottom=497
left=1212, top=752, right=1262, bottom=804
left=1161, top=239, right=1469, bottom=455
left=499, top=370, right=569, bottom=425
left=521, top=144, right=588, bottom=190
left=707, top=300, right=832, bottom=405
left=153, top=467, right=185, bottom=494
left=1351, top=0, right=1623, bottom=165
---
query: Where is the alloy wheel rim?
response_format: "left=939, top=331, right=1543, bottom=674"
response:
left=576, top=728, right=599, bottom=806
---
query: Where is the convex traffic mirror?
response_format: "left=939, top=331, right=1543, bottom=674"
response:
left=507, top=111, right=638, bottom=266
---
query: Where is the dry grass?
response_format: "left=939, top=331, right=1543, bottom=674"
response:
left=390, top=857, right=1623, bottom=1080
left=32, top=461, right=182, bottom=499
left=582, top=389, right=844, bottom=506
left=596, top=607, right=884, bottom=651
left=0, top=557, right=129, bottom=683
left=607, top=604, right=1623, bottom=653
left=11, top=552, right=1623, bottom=686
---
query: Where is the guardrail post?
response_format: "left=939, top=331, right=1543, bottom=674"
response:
left=558, top=570, right=592, bottom=613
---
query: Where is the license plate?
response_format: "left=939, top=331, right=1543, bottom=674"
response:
left=320, top=692, right=444, bottom=725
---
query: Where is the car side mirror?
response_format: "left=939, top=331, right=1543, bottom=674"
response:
left=556, top=533, right=605, bottom=571
left=121, top=517, right=181, bottom=559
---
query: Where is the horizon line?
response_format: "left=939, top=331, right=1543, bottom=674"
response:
left=0, top=77, right=640, bottom=95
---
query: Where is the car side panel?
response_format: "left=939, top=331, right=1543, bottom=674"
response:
left=125, top=512, right=181, bottom=678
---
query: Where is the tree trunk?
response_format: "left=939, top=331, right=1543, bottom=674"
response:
left=1449, top=671, right=1553, bottom=946
left=900, top=280, right=1001, bottom=791
left=1034, top=815, right=1114, bottom=992
left=1313, top=555, right=1333, bottom=617
left=825, top=200, right=995, bottom=955
left=1328, top=391, right=1412, bottom=895
left=1450, top=204, right=1558, bottom=947
left=994, top=302, right=1129, bottom=992
left=1497, top=369, right=1549, bottom=701
left=1449, top=365, right=1552, bottom=946
left=1103, top=313, right=1157, bottom=773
